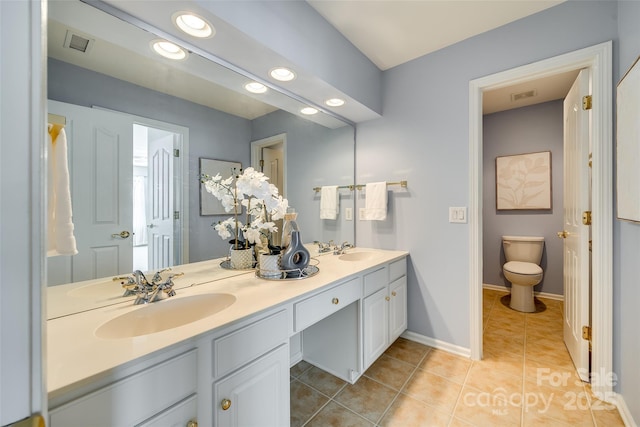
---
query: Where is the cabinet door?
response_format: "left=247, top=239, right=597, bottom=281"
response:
left=136, top=395, right=197, bottom=427
left=389, top=277, right=408, bottom=342
left=214, top=344, right=289, bottom=427
left=363, top=287, right=389, bottom=369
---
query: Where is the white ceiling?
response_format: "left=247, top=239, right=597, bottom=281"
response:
left=307, top=0, right=575, bottom=113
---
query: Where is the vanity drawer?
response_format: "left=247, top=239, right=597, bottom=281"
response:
left=294, top=277, right=361, bottom=332
left=49, top=349, right=197, bottom=427
left=213, top=309, right=288, bottom=378
left=363, top=266, right=387, bottom=297
left=390, top=258, right=407, bottom=282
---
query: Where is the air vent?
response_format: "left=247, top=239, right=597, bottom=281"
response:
left=63, top=30, right=94, bottom=54
left=511, top=90, right=537, bottom=102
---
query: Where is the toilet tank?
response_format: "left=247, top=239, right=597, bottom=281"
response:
left=502, top=236, right=544, bottom=264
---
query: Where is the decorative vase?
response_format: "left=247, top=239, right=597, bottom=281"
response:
left=280, top=231, right=310, bottom=277
left=229, top=247, right=254, bottom=269
left=281, top=209, right=299, bottom=249
left=259, top=253, right=282, bottom=279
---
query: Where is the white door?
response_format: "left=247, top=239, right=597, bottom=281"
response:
left=561, top=69, right=591, bottom=382
left=48, top=100, right=134, bottom=282
left=261, top=146, right=284, bottom=246
left=146, top=128, right=175, bottom=270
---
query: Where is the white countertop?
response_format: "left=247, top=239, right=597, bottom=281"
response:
left=47, top=247, right=407, bottom=398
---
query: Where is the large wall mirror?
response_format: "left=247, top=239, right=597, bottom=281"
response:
left=46, top=0, right=355, bottom=315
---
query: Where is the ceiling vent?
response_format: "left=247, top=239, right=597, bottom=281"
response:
left=511, top=90, right=537, bottom=102
left=63, top=30, right=94, bottom=54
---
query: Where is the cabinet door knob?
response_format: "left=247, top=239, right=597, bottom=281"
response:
left=186, top=420, right=198, bottom=427
left=221, top=399, right=232, bottom=411
left=391, top=291, right=397, bottom=297
left=385, top=296, right=390, bottom=301
left=332, top=297, right=339, bottom=305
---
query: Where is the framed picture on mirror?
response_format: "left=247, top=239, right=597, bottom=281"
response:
left=616, top=55, right=640, bottom=223
left=199, top=158, right=242, bottom=216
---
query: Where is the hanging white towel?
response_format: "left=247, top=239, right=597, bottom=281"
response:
left=320, top=185, right=339, bottom=220
left=47, top=126, right=78, bottom=257
left=364, top=182, right=388, bottom=221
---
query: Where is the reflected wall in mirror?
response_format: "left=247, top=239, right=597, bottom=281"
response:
left=46, top=1, right=355, bottom=297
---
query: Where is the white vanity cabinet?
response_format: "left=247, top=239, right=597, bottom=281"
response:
left=49, top=349, right=198, bottom=427
left=363, top=259, right=408, bottom=369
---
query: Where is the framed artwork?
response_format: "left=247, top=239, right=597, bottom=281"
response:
left=617, top=55, right=640, bottom=223
left=199, top=158, right=241, bottom=216
left=496, top=151, right=552, bottom=210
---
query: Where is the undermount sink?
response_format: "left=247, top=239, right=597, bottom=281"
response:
left=95, top=293, right=236, bottom=339
left=338, top=251, right=376, bottom=262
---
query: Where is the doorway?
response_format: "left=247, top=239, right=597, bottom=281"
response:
left=469, top=42, right=613, bottom=400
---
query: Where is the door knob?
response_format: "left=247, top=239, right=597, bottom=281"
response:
left=148, top=224, right=156, bottom=229
left=221, top=399, right=232, bottom=411
left=557, top=231, right=568, bottom=239
left=111, top=230, right=131, bottom=239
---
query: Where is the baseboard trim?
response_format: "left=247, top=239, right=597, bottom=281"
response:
left=482, top=283, right=564, bottom=302
left=401, top=330, right=471, bottom=359
left=610, top=393, right=638, bottom=427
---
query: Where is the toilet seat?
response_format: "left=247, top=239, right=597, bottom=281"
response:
left=503, top=261, right=542, bottom=276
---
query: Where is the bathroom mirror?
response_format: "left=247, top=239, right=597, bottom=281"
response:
left=46, top=0, right=355, bottom=316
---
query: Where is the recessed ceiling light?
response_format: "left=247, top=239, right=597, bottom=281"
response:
left=151, top=40, right=187, bottom=60
left=245, top=82, right=268, bottom=94
left=173, top=12, right=214, bottom=38
left=270, top=67, right=296, bottom=82
left=325, top=98, right=345, bottom=107
left=301, top=107, right=318, bottom=115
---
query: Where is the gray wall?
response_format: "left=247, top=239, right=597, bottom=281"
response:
left=48, top=58, right=252, bottom=263
left=356, top=0, right=617, bottom=357
left=616, top=0, right=640, bottom=421
left=482, top=101, right=564, bottom=296
left=251, top=110, right=355, bottom=245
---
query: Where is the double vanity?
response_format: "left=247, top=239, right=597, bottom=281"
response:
left=47, top=248, right=408, bottom=426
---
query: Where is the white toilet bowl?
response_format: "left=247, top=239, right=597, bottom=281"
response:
left=502, top=236, right=545, bottom=313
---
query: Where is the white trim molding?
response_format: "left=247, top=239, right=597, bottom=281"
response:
left=401, top=331, right=471, bottom=359
left=469, top=42, right=613, bottom=399
left=611, top=393, right=639, bottom=427
left=482, top=283, right=564, bottom=302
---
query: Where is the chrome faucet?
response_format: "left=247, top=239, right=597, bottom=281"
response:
left=315, top=240, right=335, bottom=254
left=334, top=241, right=354, bottom=255
left=113, top=269, right=183, bottom=305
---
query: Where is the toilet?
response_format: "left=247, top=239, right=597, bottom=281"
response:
left=502, top=235, right=544, bottom=312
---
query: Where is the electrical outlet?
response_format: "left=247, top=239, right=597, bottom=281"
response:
left=359, top=208, right=367, bottom=221
left=345, top=207, right=353, bottom=221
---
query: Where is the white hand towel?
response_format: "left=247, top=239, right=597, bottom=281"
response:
left=47, top=126, right=78, bottom=257
left=320, top=185, right=339, bottom=220
left=364, top=182, right=388, bottom=221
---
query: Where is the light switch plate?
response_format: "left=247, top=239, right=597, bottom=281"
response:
left=449, top=207, right=467, bottom=223
left=345, top=207, right=353, bottom=221
left=359, top=208, right=367, bottom=221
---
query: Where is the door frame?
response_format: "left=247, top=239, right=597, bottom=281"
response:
left=250, top=133, right=288, bottom=197
left=468, top=42, right=613, bottom=399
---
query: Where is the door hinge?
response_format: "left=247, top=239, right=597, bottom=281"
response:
left=582, top=325, right=592, bottom=341
left=259, top=159, right=264, bottom=171
left=582, top=95, right=592, bottom=110
left=174, top=211, right=180, bottom=220
left=582, top=210, right=592, bottom=225
left=173, top=149, right=180, bottom=157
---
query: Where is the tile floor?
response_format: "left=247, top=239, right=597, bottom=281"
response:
left=289, top=288, right=626, bottom=426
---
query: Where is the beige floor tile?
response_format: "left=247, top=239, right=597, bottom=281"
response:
left=364, top=354, right=415, bottom=391
left=290, top=360, right=313, bottom=378
left=483, top=331, right=525, bottom=356
left=484, top=320, right=525, bottom=338
left=591, top=403, right=626, bottom=427
left=525, top=343, right=576, bottom=369
left=418, top=349, right=471, bottom=384
left=523, top=379, right=594, bottom=426
left=306, top=401, right=374, bottom=427
left=290, top=379, right=330, bottom=427
left=384, top=337, right=431, bottom=366
left=523, top=410, right=575, bottom=426
left=401, top=368, right=462, bottom=412
left=478, top=350, right=524, bottom=379
left=449, top=416, right=477, bottom=427
left=465, top=362, right=523, bottom=398
left=335, top=375, right=397, bottom=424
left=454, top=385, right=521, bottom=427
left=298, top=365, right=347, bottom=397
left=524, top=358, right=586, bottom=394
left=379, top=393, right=451, bottom=427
